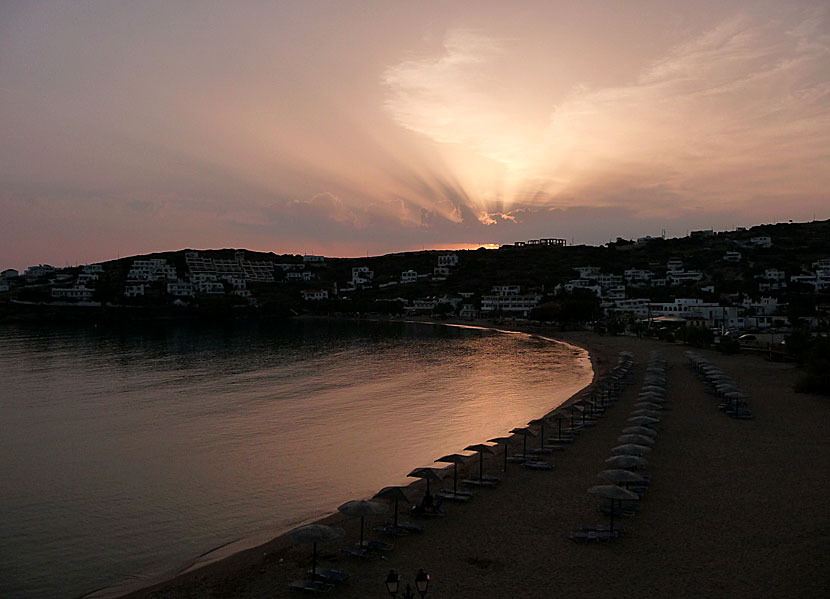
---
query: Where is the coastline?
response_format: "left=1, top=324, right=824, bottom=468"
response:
left=100, top=318, right=595, bottom=599
left=117, top=322, right=829, bottom=598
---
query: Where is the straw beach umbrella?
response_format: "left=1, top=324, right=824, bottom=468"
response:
left=373, top=487, right=410, bottom=528
left=488, top=436, right=512, bottom=472
left=598, top=469, right=646, bottom=486
left=631, top=409, right=662, bottom=419
left=617, top=434, right=655, bottom=446
left=605, top=455, right=648, bottom=469
left=288, top=524, right=345, bottom=579
left=464, top=444, right=496, bottom=482
left=338, top=500, right=387, bottom=548
left=510, top=427, right=536, bottom=458
left=435, top=453, right=469, bottom=495
left=407, top=467, right=444, bottom=499
left=611, top=444, right=652, bottom=456
left=622, top=426, right=657, bottom=437
left=589, top=484, right=639, bottom=533
left=628, top=416, right=659, bottom=426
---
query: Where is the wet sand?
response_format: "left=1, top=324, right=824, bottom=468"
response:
left=120, top=330, right=830, bottom=599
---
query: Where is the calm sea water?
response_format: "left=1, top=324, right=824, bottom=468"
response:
left=0, top=319, right=591, bottom=598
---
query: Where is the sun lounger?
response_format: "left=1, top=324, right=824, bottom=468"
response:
left=569, top=531, right=618, bottom=542
left=373, top=525, right=409, bottom=536
left=462, top=478, right=498, bottom=487
left=599, top=504, right=637, bottom=518
left=339, top=546, right=369, bottom=558
left=411, top=504, right=445, bottom=517
left=437, top=491, right=472, bottom=502
left=289, top=579, right=335, bottom=593
left=581, top=524, right=625, bottom=534
left=392, top=520, right=425, bottom=532
left=523, top=459, right=553, bottom=470
left=308, top=568, right=350, bottom=583
left=360, top=539, right=394, bottom=552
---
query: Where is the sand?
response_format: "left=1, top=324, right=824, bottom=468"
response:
left=119, top=330, right=830, bottom=599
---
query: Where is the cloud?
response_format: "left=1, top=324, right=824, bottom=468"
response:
left=383, top=9, right=830, bottom=221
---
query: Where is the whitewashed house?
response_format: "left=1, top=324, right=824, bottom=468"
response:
left=401, top=270, right=418, bottom=284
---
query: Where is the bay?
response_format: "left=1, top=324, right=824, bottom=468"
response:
left=0, top=319, right=591, bottom=598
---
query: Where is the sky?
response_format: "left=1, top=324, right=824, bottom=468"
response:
left=1, top=1, right=829, bottom=269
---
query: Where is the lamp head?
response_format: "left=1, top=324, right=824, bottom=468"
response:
left=415, top=568, right=430, bottom=596
left=385, top=569, right=399, bottom=596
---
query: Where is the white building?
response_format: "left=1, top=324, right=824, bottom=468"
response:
left=667, top=270, right=704, bottom=285
left=123, top=284, right=145, bottom=297
left=606, top=298, right=651, bottom=318
left=351, top=266, right=374, bottom=286
left=723, top=251, right=742, bottom=262
left=624, top=269, right=654, bottom=285
left=401, top=270, right=418, bottom=284
left=48, top=286, right=92, bottom=300
left=437, top=254, right=459, bottom=268
left=127, top=259, right=177, bottom=282
left=574, top=266, right=601, bottom=279
left=167, top=281, right=195, bottom=297
left=666, top=259, right=684, bottom=271
left=301, top=289, right=329, bottom=300
left=83, top=264, right=104, bottom=274
left=480, top=294, right=542, bottom=316
left=750, top=236, right=773, bottom=248
left=491, top=285, right=521, bottom=296
left=24, top=264, right=56, bottom=279
left=303, top=255, right=326, bottom=263
left=433, top=267, right=450, bottom=277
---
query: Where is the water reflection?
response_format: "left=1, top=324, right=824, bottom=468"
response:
left=0, top=319, right=591, bottom=598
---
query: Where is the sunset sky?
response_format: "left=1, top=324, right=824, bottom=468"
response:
left=2, top=1, right=828, bottom=269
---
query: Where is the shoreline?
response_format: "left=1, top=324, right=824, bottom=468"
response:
left=103, top=318, right=597, bottom=599
left=107, top=322, right=830, bottom=598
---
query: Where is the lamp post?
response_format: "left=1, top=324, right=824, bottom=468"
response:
left=385, top=569, right=430, bottom=598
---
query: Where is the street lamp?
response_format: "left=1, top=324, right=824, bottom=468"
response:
left=385, top=569, right=430, bottom=598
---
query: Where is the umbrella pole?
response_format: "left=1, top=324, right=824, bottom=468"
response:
left=503, top=443, right=508, bottom=472
left=311, top=541, right=317, bottom=578
left=453, top=463, right=458, bottom=494
left=478, top=452, right=483, bottom=481
left=540, top=423, right=545, bottom=448
left=359, top=516, right=365, bottom=548
left=522, top=434, right=527, bottom=458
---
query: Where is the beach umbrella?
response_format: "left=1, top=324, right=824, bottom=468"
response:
left=488, top=436, right=512, bottom=472
left=510, top=427, right=536, bottom=458
left=588, top=485, right=639, bottom=533
left=407, top=467, right=444, bottom=498
left=435, top=453, right=470, bottom=495
left=628, top=416, right=659, bottom=426
left=338, top=500, right=387, bottom=548
left=633, top=402, right=664, bottom=411
left=605, top=455, right=648, bottom=469
left=622, top=426, right=657, bottom=437
left=288, top=524, right=345, bottom=578
left=631, top=409, right=661, bottom=419
left=529, top=418, right=549, bottom=448
left=597, top=469, right=646, bottom=485
left=617, top=434, right=655, bottom=446
left=611, top=444, right=652, bottom=456
left=548, top=412, right=570, bottom=439
left=464, top=444, right=495, bottom=481
left=373, top=486, right=410, bottom=528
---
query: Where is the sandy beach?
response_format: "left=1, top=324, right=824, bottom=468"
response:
left=120, top=329, right=830, bottom=599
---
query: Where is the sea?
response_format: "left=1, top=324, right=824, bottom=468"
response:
left=0, top=318, right=592, bottom=598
